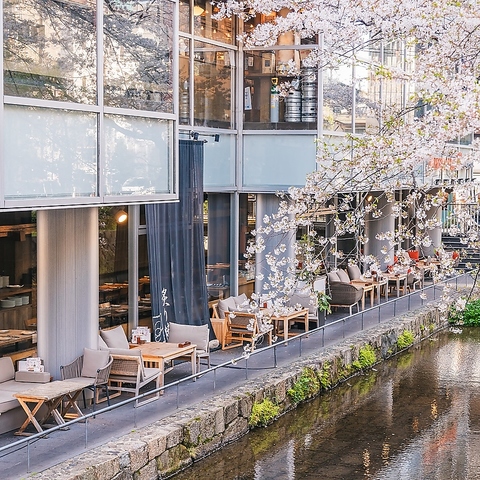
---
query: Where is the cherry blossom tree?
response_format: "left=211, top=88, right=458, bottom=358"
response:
left=217, top=0, right=480, bottom=317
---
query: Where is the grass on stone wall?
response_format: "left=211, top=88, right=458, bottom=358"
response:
left=287, top=367, right=321, bottom=404
left=249, top=398, right=280, bottom=428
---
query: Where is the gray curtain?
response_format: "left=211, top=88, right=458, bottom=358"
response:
left=146, top=140, right=210, bottom=341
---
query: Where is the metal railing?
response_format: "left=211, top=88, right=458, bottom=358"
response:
left=0, top=271, right=474, bottom=473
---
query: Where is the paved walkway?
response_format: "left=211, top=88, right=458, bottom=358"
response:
left=0, top=275, right=471, bottom=478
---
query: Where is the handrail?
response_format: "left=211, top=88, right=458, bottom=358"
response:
left=0, top=271, right=473, bottom=471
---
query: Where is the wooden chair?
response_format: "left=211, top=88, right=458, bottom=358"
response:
left=108, top=351, right=162, bottom=407
left=24, top=318, right=37, bottom=330
left=223, top=311, right=272, bottom=351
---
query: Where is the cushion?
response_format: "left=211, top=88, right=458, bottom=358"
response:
left=217, top=296, right=237, bottom=319
left=347, top=265, right=362, bottom=280
left=337, top=269, right=350, bottom=283
left=98, top=334, right=109, bottom=350
left=81, top=348, right=110, bottom=378
left=15, top=371, right=51, bottom=383
left=327, top=271, right=341, bottom=283
left=0, top=357, right=15, bottom=383
left=100, top=326, right=129, bottom=349
left=289, top=293, right=317, bottom=315
left=168, top=322, right=210, bottom=351
left=233, top=293, right=248, bottom=307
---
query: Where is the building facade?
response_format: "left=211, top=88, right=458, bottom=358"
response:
left=0, top=1, right=475, bottom=375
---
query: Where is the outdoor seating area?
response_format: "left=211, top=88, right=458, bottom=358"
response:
left=326, top=253, right=439, bottom=313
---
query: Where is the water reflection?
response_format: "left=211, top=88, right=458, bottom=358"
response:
left=173, top=328, right=480, bottom=479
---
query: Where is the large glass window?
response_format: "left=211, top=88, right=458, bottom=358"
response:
left=193, top=0, right=233, bottom=44
left=103, top=114, right=173, bottom=196
left=204, top=194, right=231, bottom=302
left=179, top=38, right=191, bottom=125
left=244, top=49, right=318, bottom=129
left=239, top=194, right=256, bottom=298
left=103, top=0, right=174, bottom=113
left=4, top=105, right=97, bottom=199
left=4, top=0, right=97, bottom=103
left=324, top=61, right=353, bottom=133
left=0, top=212, right=37, bottom=358
left=243, top=10, right=318, bottom=130
left=194, top=41, right=234, bottom=128
left=99, top=206, right=129, bottom=330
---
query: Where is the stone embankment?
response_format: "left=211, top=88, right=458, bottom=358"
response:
left=31, top=303, right=449, bottom=480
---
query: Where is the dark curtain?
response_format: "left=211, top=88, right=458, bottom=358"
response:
left=146, top=140, right=209, bottom=341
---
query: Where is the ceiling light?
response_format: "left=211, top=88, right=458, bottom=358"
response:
left=193, top=5, right=204, bottom=16
left=114, top=208, right=128, bottom=224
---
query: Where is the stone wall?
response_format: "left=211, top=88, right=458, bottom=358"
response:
left=31, top=303, right=449, bottom=480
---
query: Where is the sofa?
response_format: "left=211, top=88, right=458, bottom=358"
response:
left=327, top=267, right=364, bottom=315
left=0, top=357, right=51, bottom=434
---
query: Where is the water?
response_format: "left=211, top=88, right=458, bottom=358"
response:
left=173, top=328, right=480, bottom=479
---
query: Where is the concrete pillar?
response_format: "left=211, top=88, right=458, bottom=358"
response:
left=37, top=207, right=99, bottom=379
left=255, top=194, right=295, bottom=296
left=424, top=207, right=443, bottom=257
left=364, top=196, right=394, bottom=271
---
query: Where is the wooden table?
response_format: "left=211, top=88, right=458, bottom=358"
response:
left=14, top=378, right=94, bottom=436
left=350, top=281, right=375, bottom=310
left=351, top=278, right=388, bottom=306
left=385, top=273, right=408, bottom=297
left=130, top=342, right=197, bottom=384
left=270, top=308, right=309, bottom=343
left=0, top=329, right=36, bottom=349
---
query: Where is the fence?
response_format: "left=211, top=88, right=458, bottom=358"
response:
left=0, top=271, right=474, bottom=474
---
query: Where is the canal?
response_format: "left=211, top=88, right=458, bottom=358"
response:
left=173, top=327, right=480, bottom=479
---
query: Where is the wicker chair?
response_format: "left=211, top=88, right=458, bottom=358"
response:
left=108, top=351, right=162, bottom=407
left=328, top=282, right=364, bottom=315
left=60, top=352, right=113, bottom=411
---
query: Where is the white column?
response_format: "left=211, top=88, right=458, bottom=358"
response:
left=255, top=194, right=295, bottom=296
left=424, top=207, right=443, bottom=257
left=37, top=207, right=99, bottom=379
left=364, top=196, right=394, bottom=271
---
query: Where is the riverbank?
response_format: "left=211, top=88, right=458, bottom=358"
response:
left=28, top=300, right=452, bottom=480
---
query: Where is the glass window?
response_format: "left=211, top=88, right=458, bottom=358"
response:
left=244, top=49, right=318, bottom=130
left=243, top=134, right=317, bottom=187
left=0, top=212, right=37, bottom=355
left=194, top=0, right=234, bottom=44
left=324, top=61, right=353, bottom=133
left=179, top=0, right=190, bottom=33
left=238, top=194, right=256, bottom=298
left=179, top=38, right=191, bottom=125
left=194, top=41, right=234, bottom=128
left=103, top=0, right=174, bottom=113
left=4, top=0, right=97, bottom=103
left=99, top=206, right=129, bottom=330
left=103, top=114, right=173, bottom=196
left=205, top=193, right=231, bottom=302
left=4, top=105, right=97, bottom=199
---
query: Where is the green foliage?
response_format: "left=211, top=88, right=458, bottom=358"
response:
left=397, top=330, right=415, bottom=349
left=317, top=291, right=332, bottom=314
left=287, top=367, right=321, bottom=404
left=249, top=398, right=280, bottom=428
left=319, top=362, right=331, bottom=390
left=450, top=299, right=480, bottom=326
left=351, top=344, right=377, bottom=370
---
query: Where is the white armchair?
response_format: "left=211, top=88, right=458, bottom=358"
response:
left=167, top=322, right=211, bottom=372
